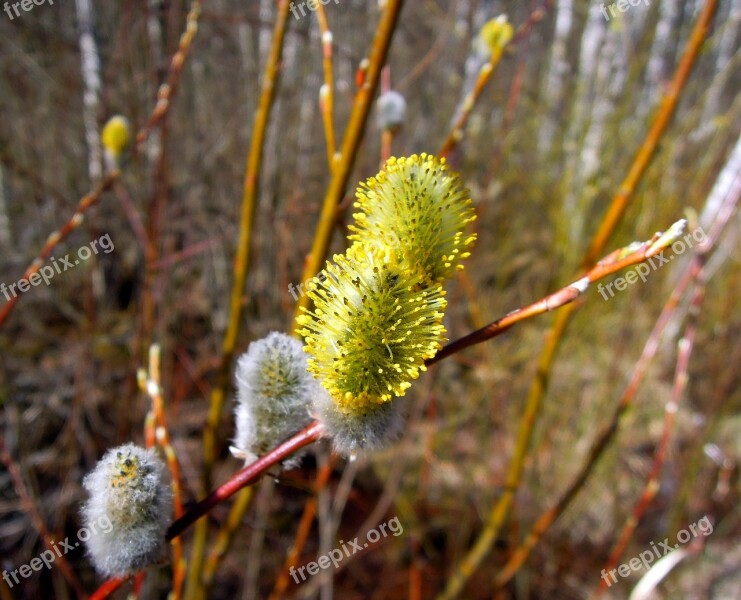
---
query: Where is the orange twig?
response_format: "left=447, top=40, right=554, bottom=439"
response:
left=269, top=458, right=335, bottom=599
left=0, top=171, right=118, bottom=329
left=262, top=485, right=330, bottom=598
left=583, top=0, right=718, bottom=266
left=192, top=1, right=293, bottom=592
left=138, top=344, right=186, bottom=599
left=315, top=3, right=337, bottom=168
left=135, top=0, right=202, bottom=150
left=493, top=173, right=740, bottom=590
left=201, top=487, right=254, bottom=588
left=437, top=3, right=718, bottom=596
left=591, top=317, right=699, bottom=599
left=428, top=221, right=688, bottom=366
left=438, top=1, right=553, bottom=157
left=438, top=41, right=508, bottom=157
left=88, top=577, right=127, bottom=600
left=293, top=0, right=405, bottom=324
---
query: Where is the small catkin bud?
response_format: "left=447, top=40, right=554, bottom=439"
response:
left=376, top=90, right=407, bottom=132
left=349, top=154, right=477, bottom=283
left=101, top=115, right=131, bottom=170
left=230, top=332, right=316, bottom=468
left=81, top=444, right=172, bottom=578
left=297, top=245, right=447, bottom=414
left=312, top=387, right=407, bottom=456
left=474, top=15, right=514, bottom=59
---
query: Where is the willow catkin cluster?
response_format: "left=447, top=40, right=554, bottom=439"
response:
left=230, top=332, right=316, bottom=468
left=298, top=154, right=476, bottom=455
left=81, top=444, right=172, bottom=578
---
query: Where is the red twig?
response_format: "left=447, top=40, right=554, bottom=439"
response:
left=88, top=576, right=127, bottom=600
left=493, top=163, right=741, bottom=592
left=269, top=457, right=336, bottom=600
left=591, top=180, right=740, bottom=600
left=593, top=315, right=701, bottom=598
left=166, top=421, right=324, bottom=541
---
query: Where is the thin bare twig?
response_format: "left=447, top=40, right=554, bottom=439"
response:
left=0, top=171, right=119, bottom=329
left=167, top=421, right=324, bottom=541
left=315, top=3, right=337, bottom=169
left=139, top=344, right=186, bottom=599
left=269, top=458, right=335, bottom=600
left=135, top=1, right=202, bottom=150
left=493, top=152, right=740, bottom=593
left=428, top=221, right=689, bottom=366
left=0, top=441, right=87, bottom=599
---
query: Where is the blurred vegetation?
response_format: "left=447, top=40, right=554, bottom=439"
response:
left=0, top=0, right=739, bottom=599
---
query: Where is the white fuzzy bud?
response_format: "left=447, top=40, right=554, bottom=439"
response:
left=81, top=444, right=172, bottom=578
left=376, top=90, right=407, bottom=132
left=231, top=332, right=316, bottom=468
left=312, top=389, right=407, bottom=457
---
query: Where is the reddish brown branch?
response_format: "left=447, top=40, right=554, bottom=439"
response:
left=135, top=1, right=202, bottom=150
left=166, top=421, right=324, bottom=541
left=427, top=223, right=686, bottom=366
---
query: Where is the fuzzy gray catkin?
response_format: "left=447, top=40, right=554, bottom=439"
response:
left=230, top=332, right=316, bottom=468
left=376, top=90, right=407, bottom=131
left=312, top=388, right=407, bottom=456
left=81, top=444, right=172, bottom=578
